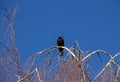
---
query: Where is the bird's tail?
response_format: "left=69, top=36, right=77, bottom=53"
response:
left=60, top=51, right=63, bottom=56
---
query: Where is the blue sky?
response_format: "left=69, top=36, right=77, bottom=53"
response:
left=1, top=0, right=120, bottom=65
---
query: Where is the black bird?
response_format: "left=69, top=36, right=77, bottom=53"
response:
left=57, top=36, right=64, bottom=56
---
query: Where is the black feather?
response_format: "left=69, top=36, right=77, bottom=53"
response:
left=57, top=36, right=64, bottom=56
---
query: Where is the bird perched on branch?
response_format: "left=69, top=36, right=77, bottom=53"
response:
left=57, top=36, right=64, bottom=56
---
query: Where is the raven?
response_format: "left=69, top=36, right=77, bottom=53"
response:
left=57, top=36, right=64, bottom=56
